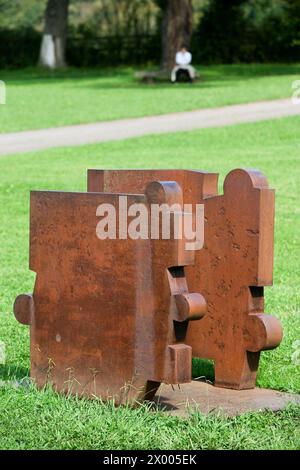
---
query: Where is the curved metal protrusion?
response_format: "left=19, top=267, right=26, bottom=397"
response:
left=14, top=293, right=34, bottom=325
left=223, top=168, right=270, bottom=193
left=174, top=292, right=206, bottom=322
left=243, top=313, right=283, bottom=352
left=145, top=180, right=183, bottom=206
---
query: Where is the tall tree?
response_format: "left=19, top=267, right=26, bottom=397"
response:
left=39, top=0, right=70, bottom=69
left=156, top=0, right=193, bottom=70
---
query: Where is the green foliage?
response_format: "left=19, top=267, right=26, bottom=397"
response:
left=0, top=0, right=162, bottom=69
left=1, top=0, right=300, bottom=66
left=194, top=0, right=248, bottom=63
left=194, top=0, right=300, bottom=63
left=66, top=34, right=161, bottom=67
left=69, top=0, right=160, bottom=36
left=0, top=0, right=46, bottom=30
left=0, top=28, right=162, bottom=69
left=0, top=28, right=40, bottom=68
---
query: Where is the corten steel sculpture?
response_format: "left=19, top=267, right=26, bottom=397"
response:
left=14, top=180, right=206, bottom=403
left=14, top=168, right=283, bottom=403
left=87, top=168, right=283, bottom=390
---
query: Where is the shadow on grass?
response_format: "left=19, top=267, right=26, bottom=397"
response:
left=0, top=359, right=214, bottom=385
left=1, top=63, right=299, bottom=88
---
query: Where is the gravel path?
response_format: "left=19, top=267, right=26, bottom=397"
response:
left=0, top=98, right=299, bottom=156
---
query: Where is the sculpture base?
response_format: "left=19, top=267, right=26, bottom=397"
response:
left=152, top=380, right=300, bottom=417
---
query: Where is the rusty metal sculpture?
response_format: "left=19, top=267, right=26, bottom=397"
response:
left=87, top=169, right=283, bottom=390
left=14, top=179, right=206, bottom=403
left=14, top=168, right=282, bottom=404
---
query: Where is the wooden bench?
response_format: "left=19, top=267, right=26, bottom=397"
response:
left=135, top=69, right=200, bottom=83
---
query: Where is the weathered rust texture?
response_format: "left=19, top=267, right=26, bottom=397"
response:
left=14, top=179, right=205, bottom=404
left=87, top=169, right=282, bottom=390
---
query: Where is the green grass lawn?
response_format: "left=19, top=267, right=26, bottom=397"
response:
left=0, top=116, right=299, bottom=449
left=0, top=64, right=299, bottom=133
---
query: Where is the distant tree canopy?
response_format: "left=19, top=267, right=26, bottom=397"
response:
left=0, top=0, right=299, bottom=68
left=195, top=0, right=300, bottom=62
left=0, top=0, right=46, bottom=30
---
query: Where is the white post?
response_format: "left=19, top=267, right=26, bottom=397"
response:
left=39, top=34, right=56, bottom=69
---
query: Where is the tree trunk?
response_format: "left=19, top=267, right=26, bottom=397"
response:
left=39, top=0, right=70, bottom=69
left=161, top=0, right=193, bottom=71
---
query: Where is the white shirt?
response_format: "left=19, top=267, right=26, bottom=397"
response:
left=175, top=51, right=192, bottom=66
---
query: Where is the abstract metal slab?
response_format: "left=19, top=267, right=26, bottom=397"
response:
left=14, top=181, right=206, bottom=403
left=87, top=169, right=282, bottom=390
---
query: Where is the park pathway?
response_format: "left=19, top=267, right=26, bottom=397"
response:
left=0, top=98, right=299, bottom=156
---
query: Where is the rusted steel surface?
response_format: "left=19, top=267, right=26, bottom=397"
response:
left=14, top=179, right=205, bottom=403
left=87, top=169, right=282, bottom=390
left=14, top=168, right=282, bottom=403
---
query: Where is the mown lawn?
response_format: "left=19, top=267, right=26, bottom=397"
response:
left=0, top=116, right=299, bottom=449
left=0, top=63, right=299, bottom=133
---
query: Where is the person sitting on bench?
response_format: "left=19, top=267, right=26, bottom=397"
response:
left=171, top=45, right=196, bottom=83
